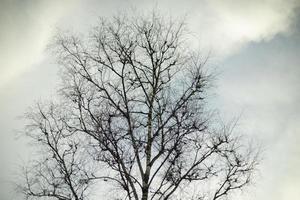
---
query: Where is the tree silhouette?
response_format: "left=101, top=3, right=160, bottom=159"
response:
left=17, top=13, right=259, bottom=200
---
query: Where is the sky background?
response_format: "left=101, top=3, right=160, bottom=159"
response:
left=0, top=0, right=300, bottom=199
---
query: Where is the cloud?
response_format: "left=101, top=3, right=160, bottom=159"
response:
left=0, top=0, right=299, bottom=87
left=42, top=0, right=300, bottom=57
left=1, top=1, right=300, bottom=199
left=0, top=0, right=75, bottom=88
left=213, top=30, right=300, bottom=200
left=186, top=0, right=300, bottom=56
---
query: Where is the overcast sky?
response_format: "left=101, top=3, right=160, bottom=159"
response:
left=0, top=0, right=300, bottom=199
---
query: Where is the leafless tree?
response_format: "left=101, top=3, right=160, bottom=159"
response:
left=17, top=103, right=95, bottom=200
left=18, top=13, right=259, bottom=200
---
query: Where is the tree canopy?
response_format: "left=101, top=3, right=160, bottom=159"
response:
left=17, top=13, right=259, bottom=200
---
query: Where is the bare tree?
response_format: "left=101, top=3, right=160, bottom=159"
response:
left=17, top=103, right=94, bottom=200
left=18, top=13, right=259, bottom=200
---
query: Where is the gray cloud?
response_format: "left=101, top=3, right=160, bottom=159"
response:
left=0, top=0, right=74, bottom=88
left=1, top=0, right=299, bottom=88
left=1, top=0, right=300, bottom=199
left=215, top=30, right=300, bottom=199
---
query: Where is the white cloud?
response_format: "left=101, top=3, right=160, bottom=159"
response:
left=187, top=0, right=300, bottom=56
left=0, top=0, right=75, bottom=88
left=0, top=0, right=299, bottom=87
